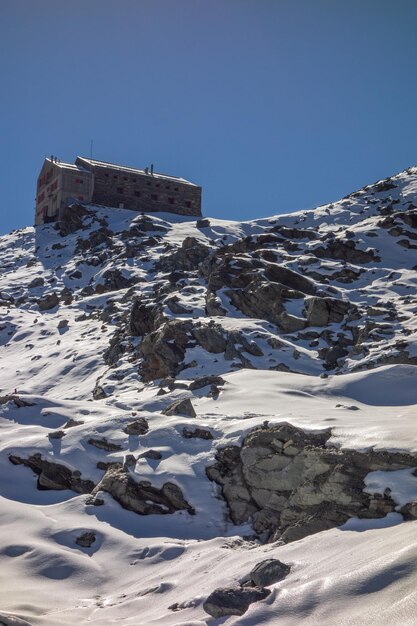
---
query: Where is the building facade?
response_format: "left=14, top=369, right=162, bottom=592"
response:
left=35, top=156, right=202, bottom=225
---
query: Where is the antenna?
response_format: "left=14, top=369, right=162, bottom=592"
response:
left=90, top=140, right=93, bottom=161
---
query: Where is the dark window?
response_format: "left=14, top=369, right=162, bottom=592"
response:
left=134, top=191, right=141, bottom=197
left=104, top=173, right=109, bottom=178
left=166, top=185, right=170, bottom=189
left=131, top=178, right=136, bottom=182
left=123, top=176, right=128, bottom=181
left=113, top=174, right=118, bottom=179
left=168, top=197, right=175, bottom=205
left=147, top=182, right=151, bottom=186
left=151, top=194, right=158, bottom=201
left=117, top=187, right=124, bottom=194
left=186, top=201, right=192, bottom=208
left=174, top=187, right=179, bottom=191
left=156, top=183, right=160, bottom=188
left=75, top=178, right=83, bottom=184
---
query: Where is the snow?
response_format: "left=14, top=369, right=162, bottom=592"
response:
left=2, top=167, right=417, bottom=623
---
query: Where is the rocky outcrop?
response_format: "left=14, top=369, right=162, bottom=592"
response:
left=156, top=236, right=211, bottom=272
left=129, top=299, right=162, bottom=336
left=206, top=422, right=417, bottom=542
left=58, top=203, right=91, bottom=236
left=123, top=417, right=149, bottom=435
left=93, top=464, right=194, bottom=515
left=9, top=453, right=95, bottom=493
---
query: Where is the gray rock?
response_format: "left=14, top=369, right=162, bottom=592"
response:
left=163, top=398, right=196, bottom=418
left=138, top=449, right=162, bottom=460
left=9, top=453, right=94, bottom=494
left=88, top=437, right=123, bottom=452
left=92, top=465, right=194, bottom=515
left=37, top=292, right=59, bottom=310
left=124, top=418, right=149, bottom=436
left=75, top=531, right=96, bottom=548
left=182, top=427, right=213, bottom=440
left=28, top=276, right=45, bottom=289
left=249, top=559, right=291, bottom=587
left=203, top=585, right=271, bottom=618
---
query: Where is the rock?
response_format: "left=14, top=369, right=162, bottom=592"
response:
left=182, top=427, right=213, bottom=440
left=0, top=395, right=34, bottom=408
left=129, top=299, right=162, bottom=336
left=28, top=276, right=44, bottom=289
left=206, top=422, right=417, bottom=542
left=163, top=398, right=196, bottom=418
left=156, top=236, right=211, bottom=272
left=305, top=296, right=352, bottom=327
left=138, top=449, right=162, bottom=460
left=58, top=203, right=90, bottom=236
left=88, top=437, right=123, bottom=452
left=203, top=585, right=271, bottom=618
left=124, top=418, right=149, bottom=436
left=48, top=430, right=66, bottom=440
left=249, top=559, right=291, bottom=587
left=64, top=418, right=84, bottom=428
left=9, top=453, right=94, bottom=493
left=399, top=501, right=417, bottom=520
left=189, top=375, right=226, bottom=390
left=92, top=383, right=107, bottom=400
left=37, top=292, right=59, bottom=310
left=95, top=269, right=135, bottom=294
left=57, top=319, right=69, bottom=329
left=75, top=531, right=96, bottom=548
left=92, top=464, right=194, bottom=515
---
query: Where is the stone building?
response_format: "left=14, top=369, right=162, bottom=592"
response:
left=35, top=156, right=202, bottom=225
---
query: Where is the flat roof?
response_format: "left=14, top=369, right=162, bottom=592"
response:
left=45, top=158, right=90, bottom=173
left=76, top=156, right=198, bottom=186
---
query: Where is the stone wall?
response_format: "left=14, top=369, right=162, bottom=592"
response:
left=89, top=163, right=202, bottom=216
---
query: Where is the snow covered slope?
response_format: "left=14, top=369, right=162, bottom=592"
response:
left=1, top=167, right=417, bottom=624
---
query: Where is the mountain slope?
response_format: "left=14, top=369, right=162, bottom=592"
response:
left=1, top=167, right=417, bottom=624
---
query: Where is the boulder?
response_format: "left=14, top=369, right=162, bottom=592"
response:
left=93, top=464, right=194, bottom=515
left=37, top=292, right=59, bottom=311
left=163, top=398, right=196, bottom=418
left=9, top=453, right=94, bottom=494
left=88, top=437, right=123, bottom=452
left=249, top=559, right=291, bottom=587
left=182, top=427, right=213, bottom=440
left=124, top=417, right=149, bottom=435
left=203, top=585, right=271, bottom=618
left=75, top=531, right=96, bottom=548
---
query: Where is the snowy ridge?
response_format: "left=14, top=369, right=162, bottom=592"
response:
left=1, top=167, right=417, bottom=624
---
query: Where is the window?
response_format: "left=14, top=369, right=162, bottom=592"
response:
left=134, top=191, right=141, bottom=197
left=174, top=187, right=179, bottom=191
left=104, top=173, right=109, bottom=178
left=75, top=178, right=83, bottom=184
left=151, top=194, right=158, bottom=201
left=147, top=182, right=151, bottom=186
left=156, top=183, right=160, bottom=188
left=113, top=174, right=118, bottom=179
left=117, top=187, right=124, bottom=194
left=186, top=201, right=192, bottom=208
left=131, top=177, right=136, bottom=182
left=168, top=197, right=175, bottom=205
left=123, top=176, right=128, bottom=181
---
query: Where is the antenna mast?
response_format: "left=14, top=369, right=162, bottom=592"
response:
left=90, top=139, right=93, bottom=161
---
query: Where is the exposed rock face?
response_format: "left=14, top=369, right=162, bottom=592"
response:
left=305, top=296, right=353, bottom=327
left=93, top=464, right=194, bottom=515
left=9, top=453, right=94, bottom=493
left=95, top=269, right=136, bottom=294
left=183, top=426, right=213, bottom=440
left=206, top=422, right=417, bottom=542
left=88, top=437, right=123, bottom=452
left=58, top=203, right=91, bottom=236
left=203, top=585, right=271, bottom=618
left=156, top=236, right=211, bottom=272
left=129, top=299, right=162, bottom=336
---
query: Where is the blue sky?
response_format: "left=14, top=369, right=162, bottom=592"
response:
left=1, top=0, right=417, bottom=234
